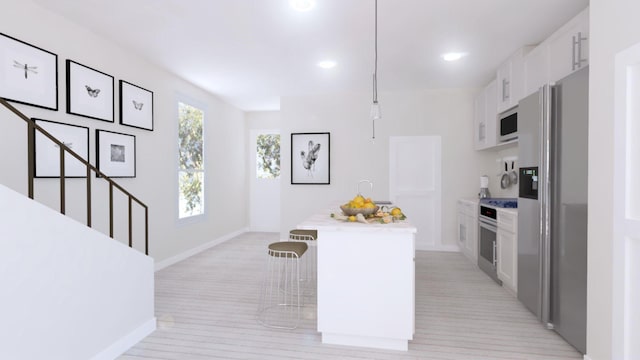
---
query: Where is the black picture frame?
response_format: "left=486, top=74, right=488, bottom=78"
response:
left=291, top=132, right=330, bottom=185
left=119, top=80, right=154, bottom=131
left=96, top=129, right=136, bottom=178
left=66, top=59, right=114, bottom=122
left=33, top=118, right=89, bottom=178
left=0, top=33, right=58, bottom=110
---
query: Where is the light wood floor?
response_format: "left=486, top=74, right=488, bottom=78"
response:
left=120, top=232, right=582, bottom=360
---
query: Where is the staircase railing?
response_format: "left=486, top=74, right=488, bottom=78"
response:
left=0, top=98, right=149, bottom=255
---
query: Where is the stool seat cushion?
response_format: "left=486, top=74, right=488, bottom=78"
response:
left=289, top=229, right=317, bottom=240
left=268, top=241, right=308, bottom=258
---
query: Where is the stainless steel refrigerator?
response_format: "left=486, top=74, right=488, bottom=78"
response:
left=517, top=66, right=588, bottom=354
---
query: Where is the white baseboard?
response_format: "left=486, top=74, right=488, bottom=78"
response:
left=249, top=226, right=280, bottom=232
left=154, top=227, right=249, bottom=271
left=417, top=244, right=461, bottom=252
left=91, top=317, right=156, bottom=360
left=583, top=355, right=592, bottom=360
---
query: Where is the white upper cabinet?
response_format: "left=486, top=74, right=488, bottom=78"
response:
left=523, top=43, right=550, bottom=97
left=474, top=79, right=497, bottom=150
left=548, top=7, right=589, bottom=82
left=497, top=47, right=533, bottom=114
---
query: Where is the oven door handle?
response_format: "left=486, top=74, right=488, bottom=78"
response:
left=493, top=241, right=497, bottom=266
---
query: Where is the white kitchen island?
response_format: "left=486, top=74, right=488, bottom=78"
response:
left=297, top=208, right=417, bottom=351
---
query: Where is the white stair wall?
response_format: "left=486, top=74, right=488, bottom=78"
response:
left=0, top=184, right=156, bottom=360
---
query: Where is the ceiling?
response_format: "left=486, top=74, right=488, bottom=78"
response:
left=32, top=0, right=589, bottom=111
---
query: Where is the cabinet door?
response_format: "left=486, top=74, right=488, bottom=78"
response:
left=523, top=44, right=550, bottom=97
left=484, top=80, right=497, bottom=148
left=457, top=211, right=467, bottom=250
left=474, top=89, right=487, bottom=150
left=549, top=8, right=589, bottom=82
left=497, top=229, right=517, bottom=293
left=465, top=214, right=478, bottom=262
left=497, top=60, right=513, bottom=113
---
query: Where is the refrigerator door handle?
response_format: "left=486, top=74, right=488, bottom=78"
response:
left=540, top=84, right=553, bottom=327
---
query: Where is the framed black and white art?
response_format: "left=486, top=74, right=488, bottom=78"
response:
left=291, top=132, right=330, bottom=185
left=119, top=80, right=153, bottom=131
left=33, top=118, right=89, bottom=178
left=96, top=129, right=136, bottom=178
left=66, top=60, right=114, bottom=122
left=0, top=33, right=58, bottom=110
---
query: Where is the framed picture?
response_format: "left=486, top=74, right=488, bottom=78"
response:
left=119, top=80, right=153, bottom=131
left=0, top=33, right=58, bottom=110
left=33, top=118, right=89, bottom=178
left=96, top=129, right=136, bottom=178
left=291, top=132, right=330, bottom=185
left=66, top=59, right=114, bottom=122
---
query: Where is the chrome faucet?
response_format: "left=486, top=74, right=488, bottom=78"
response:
left=357, top=180, right=373, bottom=195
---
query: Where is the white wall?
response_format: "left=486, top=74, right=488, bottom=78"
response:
left=478, top=145, right=520, bottom=199
left=280, top=90, right=493, bottom=246
left=0, top=0, right=248, bottom=263
left=0, top=184, right=155, bottom=360
left=587, top=0, right=640, bottom=359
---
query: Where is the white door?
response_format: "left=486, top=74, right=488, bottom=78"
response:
left=249, top=129, right=280, bottom=232
left=613, top=42, right=640, bottom=359
left=389, top=136, right=442, bottom=251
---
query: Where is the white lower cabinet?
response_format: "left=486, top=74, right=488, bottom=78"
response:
left=497, top=209, right=518, bottom=294
left=457, top=199, right=478, bottom=263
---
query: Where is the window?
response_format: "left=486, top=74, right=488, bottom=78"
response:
left=256, top=133, right=280, bottom=179
left=178, top=102, right=204, bottom=219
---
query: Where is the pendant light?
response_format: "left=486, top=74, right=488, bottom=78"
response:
left=370, top=0, right=381, bottom=140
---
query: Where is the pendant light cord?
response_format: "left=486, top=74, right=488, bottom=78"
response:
left=373, top=0, right=378, bottom=103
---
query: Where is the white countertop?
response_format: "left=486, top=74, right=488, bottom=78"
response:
left=297, top=206, right=417, bottom=233
left=497, top=207, right=518, bottom=215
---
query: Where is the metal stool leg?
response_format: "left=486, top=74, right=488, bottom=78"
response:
left=257, top=241, right=308, bottom=329
left=288, top=230, right=317, bottom=297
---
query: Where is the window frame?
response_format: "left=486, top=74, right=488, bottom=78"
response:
left=255, top=131, right=281, bottom=180
left=176, top=96, right=207, bottom=223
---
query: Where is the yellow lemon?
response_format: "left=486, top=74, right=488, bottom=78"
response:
left=363, top=202, right=376, bottom=209
left=391, top=207, right=402, bottom=217
left=348, top=215, right=356, bottom=222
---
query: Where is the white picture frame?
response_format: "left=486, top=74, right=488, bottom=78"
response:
left=291, top=132, right=330, bottom=185
left=119, top=80, right=153, bottom=131
left=33, top=119, right=89, bottom=178
left=96, top=129, right=136, bottom=178
left=0, top=33, right=58, bottom=110
left=66, top=59, right=114, bottom=122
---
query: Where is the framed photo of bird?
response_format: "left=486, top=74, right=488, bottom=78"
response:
left=291, top=132, right=330, bottom=185
left=0, top=32, right=58, bottom=110
left=66, top=59, right=114, bottom=122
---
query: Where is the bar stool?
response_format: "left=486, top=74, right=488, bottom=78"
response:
left=288, top=229, right=317, bottom=296
left=257, top=241, right=308, bottom=329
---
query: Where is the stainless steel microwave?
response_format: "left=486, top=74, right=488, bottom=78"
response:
left=499, top=106, right=518, bottom=142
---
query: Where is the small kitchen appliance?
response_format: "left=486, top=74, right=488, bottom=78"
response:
left=479, top=175, right=490, bottom=199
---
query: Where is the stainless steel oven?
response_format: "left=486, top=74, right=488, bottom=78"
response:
left=478, top=205, right=502, bottom=285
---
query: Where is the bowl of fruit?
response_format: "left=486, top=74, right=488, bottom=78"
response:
left=340, top=194, right=379, bottom=216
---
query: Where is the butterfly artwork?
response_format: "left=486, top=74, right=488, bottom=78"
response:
left=300, top=140, right=321, bottom=176
left=132, top=100, right=144, bottom=110
left=13, top=60, right=38, bottom=79
left=85, top=85, right=100, bottom=98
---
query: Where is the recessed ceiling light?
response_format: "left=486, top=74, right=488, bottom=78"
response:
left=442, top=52, right=467, bottom=62
left=317, top=60, right=337, bottom=69
left=290, top=0, right=316, bottom=12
